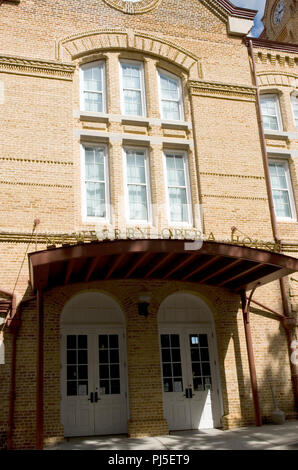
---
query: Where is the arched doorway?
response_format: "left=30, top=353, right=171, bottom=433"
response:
left=158, top=292, right=223, bottom=431
left=60, top=292, right=128, bottom=437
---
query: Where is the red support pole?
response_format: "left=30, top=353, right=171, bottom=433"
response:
left=241, top=291, right=262, bottom=427
left=36, top=288, right=44, bottom=450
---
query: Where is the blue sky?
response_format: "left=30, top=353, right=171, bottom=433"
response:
left=231, top=0, right=267, bottom=37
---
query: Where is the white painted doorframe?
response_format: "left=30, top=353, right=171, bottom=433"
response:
left=159, top=323, right=222, bottom=431
left=60, top=325, right=129, bottom=437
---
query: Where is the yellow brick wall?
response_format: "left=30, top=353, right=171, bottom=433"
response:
left=0, top=0, right=297, bottom=449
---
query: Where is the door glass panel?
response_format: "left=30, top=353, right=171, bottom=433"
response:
left=189, top=334, right=212, bottom=392
left=98, top=335, right=121, bottom=395
left=66, top=335, right=88, bottom=396
left=160, top=334, right=183, bottom=393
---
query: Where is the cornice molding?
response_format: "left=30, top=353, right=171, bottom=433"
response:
left=0, top=55, right=75, bottom=80
left=254, top=51, right=298, bottom=68
left=188, top=79, right=257, bottom=101
left=246, top=38, right=298, bottom=55
left=201, top=0, right=257, bottom=23
left=57, top=29, right=202, bottom=79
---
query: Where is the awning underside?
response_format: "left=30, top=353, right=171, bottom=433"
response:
left=28, top=239, right=298, bottom=293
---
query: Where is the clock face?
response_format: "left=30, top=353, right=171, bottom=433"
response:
left=273, top=0, right=285, bottom=25
left=103, top=0, right=160, bottom=14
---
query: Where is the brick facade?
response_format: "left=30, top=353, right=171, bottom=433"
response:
left=0, top=0, right=297, bottom=449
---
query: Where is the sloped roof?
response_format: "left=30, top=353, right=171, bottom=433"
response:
left=201, top=0, right=257, bottom=21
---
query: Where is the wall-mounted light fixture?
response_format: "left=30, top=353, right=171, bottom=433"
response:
left=138, top=292, right=151, bottom=317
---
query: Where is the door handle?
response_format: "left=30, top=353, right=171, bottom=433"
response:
left=88, top=392, right=94, bottom=403
left=184, top=388, right=194, bottom=399
left=94, top=391, right=99, bottom=402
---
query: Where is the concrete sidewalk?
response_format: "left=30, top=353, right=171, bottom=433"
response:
left=46, top=421, right=298, bottom=450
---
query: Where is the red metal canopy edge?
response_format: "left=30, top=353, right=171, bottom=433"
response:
left=28, top=239, right=298, bottom=292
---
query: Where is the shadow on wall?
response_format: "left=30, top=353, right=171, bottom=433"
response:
left=217, top=301, right=295, bottom=429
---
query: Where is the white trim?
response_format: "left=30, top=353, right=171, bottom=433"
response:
left=77, top=129, right=194, bottom=148
left=122, top=145, right=152, bottom=225
left=60, top=326, right=130, bottom=435
left=269, top=158, right=297, bottom=222
left=157, top=68, right=184, bottom=122
left=80, top=143, right=111, bottom=224
left=119, top=59, right=146, bottom=118
left=163, top=149, right=193, bottom=226
left=77, top=111, right=192, bottom=129
left=80, top=60, right=107, bottom=114
left=260, top=93, right=283, bottom=132
left=158, top=324, right=223, bottom=429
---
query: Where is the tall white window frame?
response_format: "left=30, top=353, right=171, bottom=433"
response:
left=81, top=143, right=110, bottom=222
left=119, top=60, right=146, bottom=117
left=291, top=92, right=298, bottom=131
left=157, top=68, right=184, bottom=122
left=269, top=159, right=296, bottom=222
left=123, top=146, right=152, bottom=224
left=163, top=150, right=192, bottom=226
left=80, top=61, right=106, bottom=113
left=260, top=93, right=283, bottom=131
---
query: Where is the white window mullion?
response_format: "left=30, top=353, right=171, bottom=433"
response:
left=291, top=93, right=298, bottom=130
left=82, top=144, right=109, bottom=221
left=120, top=60, right=146, bottom=117
left=124, top=148, right=151, bottom=223
left=158, top=69, right=184, bottom=121
left=164, top=151, right=192, bottom=224
left=260, top=94, right=282, bottom=131
left=269, top=160, right=296, bottom=221
left=81, top=61, right=106, bottom=113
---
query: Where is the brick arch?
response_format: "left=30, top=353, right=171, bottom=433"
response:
left=258, top=71, right=298, bottom=88
left=56, top=29, right=203, bottom=79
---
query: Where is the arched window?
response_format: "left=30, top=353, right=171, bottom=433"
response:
left=80, top=61, right=106, bottom=113
left=157, top=68, right=184, bottom=121
left=260, top=93, right=283, bottom=131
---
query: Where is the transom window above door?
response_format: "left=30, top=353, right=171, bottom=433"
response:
left=81, top=61, right=106, bottom=113
left=120, top=60, right=146, bottom=117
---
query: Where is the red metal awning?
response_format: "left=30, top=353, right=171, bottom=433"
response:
left=27, top=239, right=298, bottom=293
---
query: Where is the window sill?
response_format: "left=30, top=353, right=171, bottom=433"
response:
left=79, top=111, right=110, bottom=123
left=121, top=116, right=150, bottom=126
left=161, top=120, right=192, bottom=131
left=276, top=218, right=297, bottom=223
left=264, top=130, right=298, bottom=140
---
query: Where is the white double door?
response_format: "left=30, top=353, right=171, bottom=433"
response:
left=160, top=326, right=221, bottom=431
left=61, top=327, right=128, bottom=437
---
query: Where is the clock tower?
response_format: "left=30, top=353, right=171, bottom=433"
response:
left=261, top=0, right=298, bottom=43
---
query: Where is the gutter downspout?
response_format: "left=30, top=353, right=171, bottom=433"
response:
left=248, top=39, right=298, bottom=412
